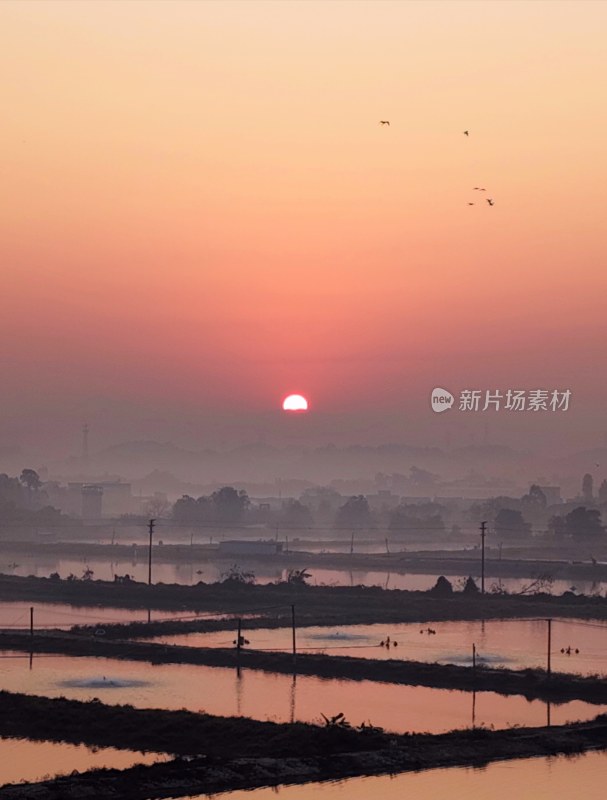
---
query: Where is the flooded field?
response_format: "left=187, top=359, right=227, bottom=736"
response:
left=0, top=651, right=602, bottom=734
left=0, top=601, right=210, bottom=630
left=153, top=617, right=607, bottom=677
left=0, top=736, right=168, bottom=787
left=2, top=555, right=603, bottom=595
left=174, top=749, right=607, bottom=800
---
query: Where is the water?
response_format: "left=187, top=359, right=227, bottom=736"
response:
left=2, top=554, right=603, bottom=595
left=153, top=617, right=607, bottom=677
left=172, top=750, right=607, bottom=800
left=0, top=651, right=602, bottom=734
left=0, top=736, right=168, bottom=787
left=0, top=601, right=209, bottom=630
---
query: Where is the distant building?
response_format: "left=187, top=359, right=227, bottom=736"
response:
left=64, top=480, right=135, bottom=518
left=538, top=486, right=562, bottom=505
left=99, top=481, right=134, bottom=516
left=81, top=484, right=103, bottom=519
left=218, top=540, right=283, bottom=556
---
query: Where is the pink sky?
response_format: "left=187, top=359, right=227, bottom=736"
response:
left=1, top=0, right=606, bottom=455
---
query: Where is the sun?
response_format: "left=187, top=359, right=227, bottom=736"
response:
left=282, top=394, right=309, bottom=412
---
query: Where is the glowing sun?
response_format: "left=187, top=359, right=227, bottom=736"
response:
left=282, top=394, right=309, bottom=412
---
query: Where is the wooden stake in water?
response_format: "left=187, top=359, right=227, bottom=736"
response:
left=547, top=618, right=552, bottom=677
left=30, top=606, right=34, bottom=639
left=480, top=521, right=486, bottom=594
left=291, top=604, right=297, bottom=671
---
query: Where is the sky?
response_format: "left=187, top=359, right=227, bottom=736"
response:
left=1, top=0, right=607, bottom=459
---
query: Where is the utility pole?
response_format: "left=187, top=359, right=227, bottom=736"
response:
left=291, top=604, right=297, bottom=671
left=148, top=519, right=155, bottom=586
left=546, top=618, right=552, bottom=677
left=480, top=521, right=487, bottom=594
left=30, top=606, right=34, bottom=639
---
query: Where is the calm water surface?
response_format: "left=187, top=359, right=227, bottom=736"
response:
left=155, top=617, right=607, bottom=676
left=0, top=651, right=602, bottom=733
left=0, top=736, right=168, bottom=787
left=173, top=750, right=607, bottom=800
left=0, top=601, right=209, bottom=629
left=2, top=555, right=604, bottom=594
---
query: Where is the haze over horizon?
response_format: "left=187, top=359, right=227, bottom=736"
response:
left=2, top=0, right=606, bottom=464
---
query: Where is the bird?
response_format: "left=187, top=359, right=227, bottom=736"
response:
left=379, top=120, right=390, bottom=126
left=463, top=130, right=469, bottom=136
left=473, top=187, right=486, bottom=191
left=487, top=199, right=494, bottom=206
left=468, top=202, right=475, bottom=206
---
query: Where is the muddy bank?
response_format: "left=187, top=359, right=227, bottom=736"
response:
left=0, top=703, right=606, bottom=800
left=2, top=630, right=607, bottom=703
left=2, top=573, right=607, bottom=623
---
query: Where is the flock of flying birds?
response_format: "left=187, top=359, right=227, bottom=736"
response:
left=379, top=122, right=495, bottom=207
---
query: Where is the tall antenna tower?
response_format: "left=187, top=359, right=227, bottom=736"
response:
left=82, top=422, right=89, bottom=464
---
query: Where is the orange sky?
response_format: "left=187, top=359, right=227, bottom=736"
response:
left=1, top=0, right=607, bottom=452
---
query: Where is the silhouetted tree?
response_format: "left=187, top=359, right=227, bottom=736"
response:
left=300, top=486, right=342, bottom=522
left=389, top=503, right=445, bottom=534
left=468, top=496, right=520, bottom=523
left=172, top=495, right=202, bottom=524
left=521, top=485, right=548, bottom=525
left=280, top=499, right=314, bottom=528
left=19, top=469, right=41, bottom=491
left=335, top=495, right=371, bottom=528
left=429, top=576, right=453, bottom=597
left=286, top=567, right=312, bottom=585
left=211, top=486, right=249, bottom=523
left=462, top=576, right=480, bottom=595
left=564, top=506, right=603, bottom=538
left=0, top=473, right=24, bottom=508
left=220, top=564, right=255, bottom=584
left=494, top=508, right=531, bottom=538
left=144, top=494, right=171, bottom=519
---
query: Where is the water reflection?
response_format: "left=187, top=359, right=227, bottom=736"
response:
left=155, top=617, right=607, bottom=677
left=174, top=749, right=607, bottom=800
left=2, top=554, right=605, bottom=595
left=0, top=601, right=224, bottom=630
left=1, top=651, right=603, bottom=735
left=0, top=737, right=168, bottom=787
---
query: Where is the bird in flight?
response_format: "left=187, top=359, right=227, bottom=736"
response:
left=487, top=198, right=494, bottom=206
left=463, top=130, right=469, bottom=136
left=379, top=120, right=390, bottom=126
left=473, top=187, right=486, bottom=191
left=468, top=202, right=475, bottom=206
